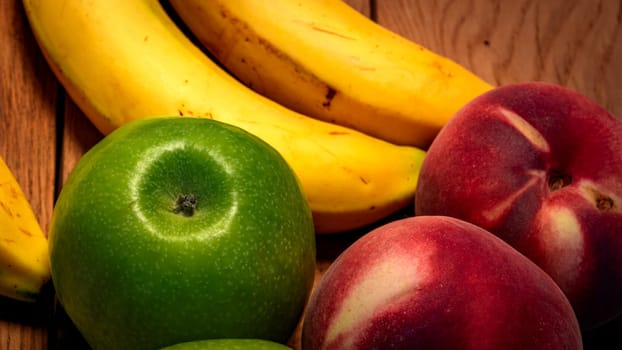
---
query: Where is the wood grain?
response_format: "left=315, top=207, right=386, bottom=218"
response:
left=344, top=0, right=372, bottom=17
left=0, top=0, right=57, bottom=234
left=377, top=0, right=622, bottom=118
left=1, top=0, right=622, bottom=349
left=0, top=0, right=57, bottom=349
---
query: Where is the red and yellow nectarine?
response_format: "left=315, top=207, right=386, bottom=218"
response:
left=415, top=82, right=622, bottom=330
left=302, top=216, right=582, bottom=349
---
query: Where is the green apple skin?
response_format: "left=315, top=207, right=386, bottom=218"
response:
left=159, top=338, right=292, bottom=350
left=49, top=117, right=316, bottom=350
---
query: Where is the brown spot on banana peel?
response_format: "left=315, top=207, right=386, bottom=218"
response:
left=303, top=22, right=356, bottom=41
left=323, top=87, right=337, bottom=108
left=255, top=34, right=342, bottom=111
left=19, top=228, right=34, bottom=237
left=177, top=107, right=212, bottom=119
left=0, top=201, right=13, bottom=217
left=328, top=130, right=349, bottom=135
left=340, top=166, right=369, bottom=185
left=430, top=58, right=454, bottom=78
left=215, top=6, right=345, bottom=113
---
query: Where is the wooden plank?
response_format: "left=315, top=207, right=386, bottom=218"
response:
left=0, top=0, right=57, bottom=235
left=375, top=0, right=622, bottom=118
left=345, top=0, right=372, bottom=17
left=58, top=102, right=103, bottom=187
left=50, top=98, right=101, bottom=350
left=0, top=0, right=59, bottom=349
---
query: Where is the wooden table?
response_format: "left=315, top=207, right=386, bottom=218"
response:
left=1, top=0, right=621, bottom=349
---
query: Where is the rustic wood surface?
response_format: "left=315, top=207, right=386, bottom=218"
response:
left=1, top=0, right=621, bottom=349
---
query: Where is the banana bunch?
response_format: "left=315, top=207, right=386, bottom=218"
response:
left=22, top=0, right=426, bottom=234
left=169, top=0, right=494, bottom=149
left=0, top=156, right=50, bottom=302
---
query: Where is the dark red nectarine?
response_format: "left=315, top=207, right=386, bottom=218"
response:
left=415, top=82, right=622, bottom=330
left=302, top=216, right=582, bottom=350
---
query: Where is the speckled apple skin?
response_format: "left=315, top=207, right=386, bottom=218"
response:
left=302, top=216, right=582, bottom=350
left=49, top=117, right=316, bottom=350
left=415, top=82, right=622, bottom=329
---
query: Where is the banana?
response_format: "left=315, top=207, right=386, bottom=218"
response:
left=0, top=156, right=50, bottom=302
left=22, top=0, right=426, bottom=234
left=168, top=0, right=494, bottom=149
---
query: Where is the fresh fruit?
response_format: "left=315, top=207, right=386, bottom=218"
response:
left=302, top=216, right=582, bottom=350
left=159, top=339, right=292, bottom=350
left=48, top=118, right=316, bottom=349
left=22, top=0, right=427, bottom=234
left=169, top=0, right=493, bottom=149
left=415, top=81, right=622, bottom=330
left=0, top=156, right=50, bottom=302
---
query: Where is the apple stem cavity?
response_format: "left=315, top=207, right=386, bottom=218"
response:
left=174, top=193, right=197, bottom=217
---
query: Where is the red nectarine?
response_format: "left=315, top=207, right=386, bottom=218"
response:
left=302, top=216, right=582, bottom=350
left=415, top=82, right=622, bottom=330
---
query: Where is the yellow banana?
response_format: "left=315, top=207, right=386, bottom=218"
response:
left=168, top=0, right=494, bottom=149
left=0, top=156, right=50, bottom=302
left=22, top=0, right=426, bottom=234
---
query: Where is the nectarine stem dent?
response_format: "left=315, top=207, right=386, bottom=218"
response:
left=595, top=195, right=613, bottom=211
left=548, top=170, right=572, bottom=191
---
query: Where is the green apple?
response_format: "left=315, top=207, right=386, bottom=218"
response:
left=159, top=338, right=292, bottom=350
left=49, top=117, right=316, bottom=350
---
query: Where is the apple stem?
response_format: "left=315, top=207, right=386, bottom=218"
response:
left=174, top=194, right=197, bottom=216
